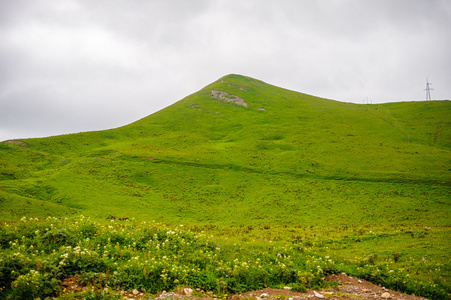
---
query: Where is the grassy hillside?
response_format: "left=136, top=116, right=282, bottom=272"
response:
left=1, top=74, right=449, bottom=220
left=0, top=74, right=450, bottom=298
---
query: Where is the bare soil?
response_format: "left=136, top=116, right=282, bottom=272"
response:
left=4, top=140, right=28, bottom=146
left=234, top=273, right=427, bottom=300
left=59, top=274, right=429, bottom=300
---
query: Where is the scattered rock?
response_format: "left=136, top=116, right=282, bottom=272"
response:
left=57, top=273, right=427, bottom=300
left=183, top=288, right=193, bottom=295
left=211, top=90, right=248, bottom=107
left=257, top=107, right=266, bottom=111
left=313, top=291, right=325, bottom=299
left=283, top=287, right=292, bottom=290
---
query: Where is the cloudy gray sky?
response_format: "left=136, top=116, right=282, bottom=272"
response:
left=1, top=0, right=450, bottom=141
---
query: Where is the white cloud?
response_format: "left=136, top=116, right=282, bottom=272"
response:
left=0, top=0, right=450, bottom=141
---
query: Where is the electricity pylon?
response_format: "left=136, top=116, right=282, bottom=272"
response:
left=424, top=78, right=433, bottom=101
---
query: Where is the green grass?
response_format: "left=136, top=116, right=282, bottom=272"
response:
left=0, top=217, right=448, bottom=299
left=0, top=74, right=450, bottom=298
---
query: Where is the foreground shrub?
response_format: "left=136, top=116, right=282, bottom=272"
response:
left=0, top=216, right=448, bottom=300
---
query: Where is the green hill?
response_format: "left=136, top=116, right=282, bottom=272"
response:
left=1, top=74, right=449, bottom=223
left=0, top=74, right=450, bottom=297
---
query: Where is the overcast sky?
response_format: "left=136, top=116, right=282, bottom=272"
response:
left=1, top=0, right=450, bottom=141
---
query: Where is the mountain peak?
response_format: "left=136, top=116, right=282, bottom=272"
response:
left=218, top=74, right=248, bottom=81
left=209, top=74, right=267, bottom=89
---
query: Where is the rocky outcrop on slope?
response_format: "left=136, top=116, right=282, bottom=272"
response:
left=211, top=90, right=248, bottom=107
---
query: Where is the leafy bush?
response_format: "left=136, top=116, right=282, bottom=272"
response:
left=288, top=282, right=306, bottom=292
left=9, top=270, right=44, bottom=299
left=0, top=216, right=449, bottom=299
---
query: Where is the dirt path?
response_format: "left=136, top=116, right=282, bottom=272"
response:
left=60, top=274, right=429, bottom=300
left=235, top=274, right=428, bottom=300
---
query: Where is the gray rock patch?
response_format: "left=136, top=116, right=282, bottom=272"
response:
left=211, top=90, right=248, bottom=107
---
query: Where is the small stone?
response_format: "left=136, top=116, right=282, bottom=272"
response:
left=196, top=288, right=201, bottom=292
left=313, top=291, right=325, bottom=299
left=284, top=286, right=292, bottom=290
left=358, top=280, right=363, bottom=284
left=381, top=292, right=391, bottom=298
left=132, top=289, right=139, bottom=295
left=183, top=288, right=193, bottom=295
left=260, top=293, right=269, bottom=298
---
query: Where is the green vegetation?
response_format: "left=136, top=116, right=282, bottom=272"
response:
left=0, top=217, right=448, bottom=299
left=0, top=74, right=450, bottom=299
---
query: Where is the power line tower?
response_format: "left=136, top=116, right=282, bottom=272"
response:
left=424, top=78, right=433, bottom=101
